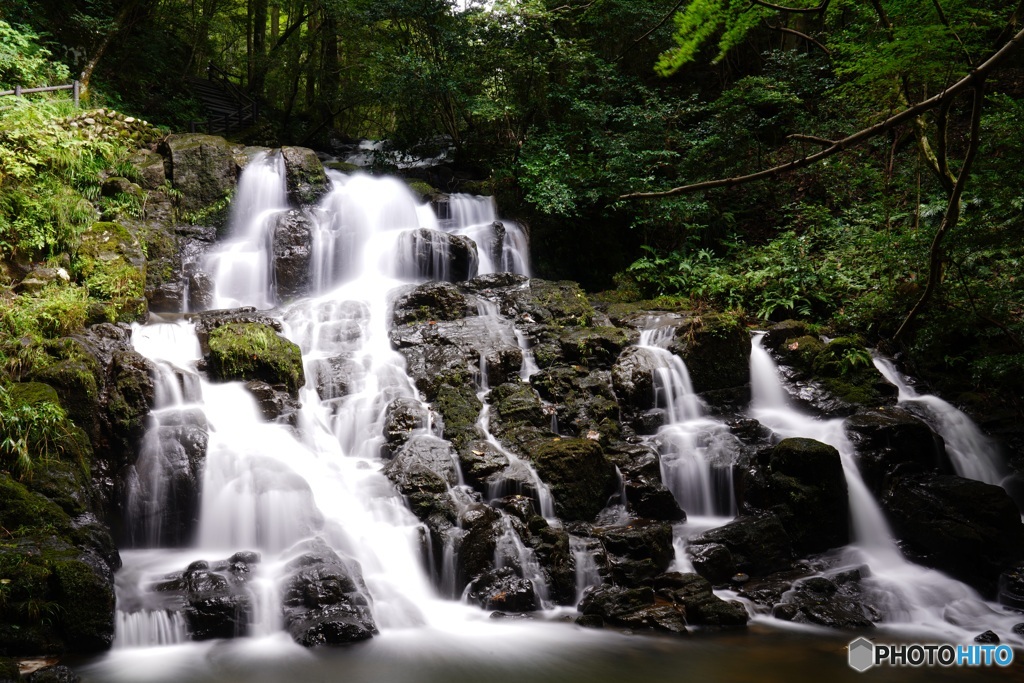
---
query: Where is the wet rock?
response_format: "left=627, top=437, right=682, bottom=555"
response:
left=974, top=630, right=999, bottom=644
left=487, top=382, right=550, bottom=450
left=161, top=134, right=243, bottom=213
left=529, top=438, right=618, bottom=522
left=845, top=407, right=949, bottom=495
left=25, top=665, right=80, bottom=683
left=391, top=281, right=472, bottom=325
left=611, top=347, right=661, bottom=412
left=458, top=440, right=509, bottom=489
left=686, top=543, right=736, bottom=584
left=194, top=307, right=283, bottom=355
left=383, top=435, right=460, bottom=494
left=282, top=540, right=376, bottom=645
left=130, top=148, right=167, bottom=190
left=882, top=473, right=1024, bottom=595
left=281, top=146, right=331, bottom=207
left=998, top=562, right=1024, bottom=610
left=186, top=269, right=215, bottom=311
left=152, top=555, right=257, bottom=640
left=604, top=444, right=684, bottom=521
left=383, top=398, right=431, bottom=452
left=271, top=210, right=314, bottom=301
left=206, top=322, right=305, bottom=397
left=578, top=585, right=686, bottom=634
left=594, top=521, right=674, bottom=585
left=396, top=229, right=479, bottom=282
left=244, top=380, right=301, bottom=423
left=669, top=313, right=750, bottom=395
left=743, top=438, right=849, bottom=554
left=457, top=503, right=504, bottom=583
left=466, top=567, right=539, bottom=612
left=688, top=514, right=793, bottom=580
left=772, top=574, right=877, bottom=629
left=652, top=572, right=748, bottom=626
left=434, top=384, right=483, bottom=453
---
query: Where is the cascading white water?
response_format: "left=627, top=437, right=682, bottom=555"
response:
left=873, top=357, right=1005, bottom=486
left=443, top=194, right=530, bottom=276
left=749, top=334, right=1024, bottom=642
left=114, top=164, right=545, bottom=654
left=639, top=325, right=738, bottom=517
left=203, top=152, right=289, bottom=309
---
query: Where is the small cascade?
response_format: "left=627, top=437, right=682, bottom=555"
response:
left=749, top=333, right=1024, bottom=641
left=203, top=152, right=288, bottom=309
left=639, top=324, right=738, bottom=517
left=874, top=357, right=1005, bottom=486
left=569, top=536, right=603, bottom=603
left=114, top=609, right=187, bottom=648
left=124, top=327, right=206, bottom=548
left=444, top=193, right=531, bottom=275
left=492, top=515, right=551, bottom=606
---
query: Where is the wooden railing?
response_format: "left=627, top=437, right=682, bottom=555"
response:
left=0, top=81, right=81, bottom=107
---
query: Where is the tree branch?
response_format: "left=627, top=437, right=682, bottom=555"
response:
left=749, top=0, right=830, bottom=13
left=615, top=0, right=687, bottom=62
left=787, top=133, right=835, bottom=145
left=766, top=24, right=830, bottom=55
left=619, top=26, right=1024, bottom=200
left=893, top=83, right=985, bottom=341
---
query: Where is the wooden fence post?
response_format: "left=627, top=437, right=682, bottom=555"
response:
left=73, top=80, right=80, bottom=107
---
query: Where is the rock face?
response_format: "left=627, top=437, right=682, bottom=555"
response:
left=529, top=438, right=618, bottom=522
left=205, top=322, right=305, bottom=397
left=882, top=473, right=1024, bottom=595
left=152, top=554, right=257, bottom=640
left=744, top=438, right=849, bottom=554
left=161, top=134, right=243, bottom=213
left=845, top=407, right=949, bottom=495
left=687, top=514, right=794, bottom=582
left=272, top=210, right=314, bottom=300
left=282, top=541, right=377, bottom=646
left=281, top=146, right=331, bottom=207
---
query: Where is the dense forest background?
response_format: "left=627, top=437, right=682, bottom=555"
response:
left=1, top=0, right=1023, bottom=420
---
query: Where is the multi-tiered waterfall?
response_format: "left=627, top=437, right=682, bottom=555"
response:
left=84, top=155, right=1023, bottom=682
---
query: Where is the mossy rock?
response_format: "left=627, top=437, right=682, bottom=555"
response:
left=74, top=222, right=147, bottom=322
left=527, top=437, right=617, bottom=521
left=392, top=282, right=472, bottom=325
left=672, top=313, right=750, bottom=393
left=433, top=382, right=482, bottom=452
left=206, top=323, right=305, bottom=396
left=525, top=280, right=595, bottom=327
left=0, top=476, right=116, bottom=655
left=324, top=161, right=361, bottom=173
left=281, top=146, right=330, bottom=207
left=405, top=179, right=438, bottom=200
left=161, top=134, right=242, bottom=213
left=557, top=326, right=632, bottom=368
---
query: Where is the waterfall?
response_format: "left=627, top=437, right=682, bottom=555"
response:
left=639, top=324, right=738, bottom=517
left=873, top=357, right=1005, bottom=486
left=749, top=334, right=1023, bottom=640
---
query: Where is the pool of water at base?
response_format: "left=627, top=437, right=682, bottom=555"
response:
left=77, top=622, right=1020, bottom=683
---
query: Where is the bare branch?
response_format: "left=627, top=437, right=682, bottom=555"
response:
left=893, top=83, right=985, bottom=341
left=619, top=26, right=1024, bottom=200
left=787, top=133, right=835, bottom=145
left=749, top=0, right=830, bottom=13
left=615, top=0, right=687, bottom=62
left=766, top=24, right=831, bottom=55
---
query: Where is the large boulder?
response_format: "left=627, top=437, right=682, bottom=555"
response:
left=882, top=473, right=1024, bottom=595
left=594, top=520, right=674, bottom=585
left=383, top=435, right=460, bottom=494
left=161, top=134, right=243, bottom=213
left=578, top=585, right=687, bottom=634
left=743, top=438, right=849, bottom=554
left=669, top=313, right=750, bottom=395
left=653, top=572, right=749, bottom=626
left=281, top=146, right=331, bottom=207
left=194, top=307, right=283, bottom=354
left=845, top=407, right=949, bottom=495
left=281, top=541, right=377, bottom=646
left=271, top=210, right=314, bottom=301
left=152, top=554, right=258, bottom=640
left=528, top=438, right=618, bottom=522
left=611, top=346, right=661, bottom=412
left=465, top=567, right=539, bottom=612
left=395, top=229, right=479, bottom=282
left=771, top=571, right=878, bottom=629
left=687, top=514, right=794, bottom=582
left=206, top=322, right=305, bottom=397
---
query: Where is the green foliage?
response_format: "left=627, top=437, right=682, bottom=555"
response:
left=0, top=384, right=73, bottom=479
left=656, top=0, right=770, bottom=75
left=0, top=20, right=69, bottom=89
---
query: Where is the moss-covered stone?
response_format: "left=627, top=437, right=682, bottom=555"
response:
left=487, top=382, right=549, bottom=450
left=161, top=134, right=242, bottom=213
left=527, top=437, right=617, bottom=521
left=433, top=383, right=482, bottom=453
left=0, top=476, right=116, bottom=656
left=73, top=222, right=147, bottom=323
left=392, top=282, right=471, bottom=325
left=523, top=280, right=595, bottom=327
left=405, top=179, right=438, bottom=200
left=672, top=312, right=749, bottom=393
left=281, top=146, right=330, bottom=207
left=206, top=322, right=305, bottom=397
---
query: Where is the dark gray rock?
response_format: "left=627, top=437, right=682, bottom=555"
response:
left=594, top=520, right=674, bottom=585
left=396, top=228, right=479, bottom=282
left=845, top=407, right=950, bottom=495
left=281, top=146, right=331, bottom=207
left=688, top=514, right=794, bottom=580
left=272, top=210, right=314, bottom=301
left=466, top=567, right=539, bottom=612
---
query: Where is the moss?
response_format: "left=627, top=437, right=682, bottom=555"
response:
left=50, top=558, right=115, bottom=650
left=207, top=322, right=305, bottom=396
left=74, top=222, right=146, bottom=305
left=434, top=383, right=482, bottom=452
left=557, top=326, right=632, bottom=367
left=405, top=179, right=438, bottom=200
left=527, top=280, right=595, bottom=327
left=675, top=312, right=751, bottom=392
left=600, top=295, right=693, bottom=324
left=527, top=437, right=617, bottom=522
left=324, top=161, right=361, bottom=173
